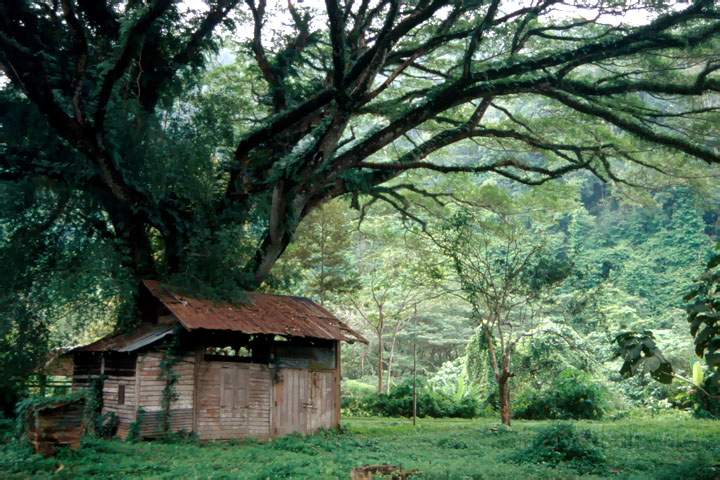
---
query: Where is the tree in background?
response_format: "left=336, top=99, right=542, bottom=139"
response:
left=348, top=220, right=428, bottom=393
left=429, top=207, right=573, bottom=425
left=274, top=201, right=358, bottom=304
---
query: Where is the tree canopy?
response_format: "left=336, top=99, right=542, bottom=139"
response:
left=2, top=0, right=720, bottom=313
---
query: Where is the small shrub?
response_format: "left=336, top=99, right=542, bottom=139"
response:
left=515, top=369, right=607, bottom=420
left=512, top=423, right=605, bottom=473
left=95, top=412, right=119, bottom=439
left=436, top=437, right=468, bottom=449
left=127, top=407, right=145, bottom=442
left=159, top=430, right=198, bottom=444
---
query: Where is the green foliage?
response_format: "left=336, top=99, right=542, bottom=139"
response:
left=2, top=416, right=718, bottom=479
left=84, top=375, right=106, bottom=437
left=613, top=331, right=674, bottom=384
left=0, top=413, right=13, bottom=443
left=685, top=245, right=720, bottom=399
left=343, top=378, right=480, bottom=419
left=436, top=437, right=469, bottom=449
left=127, top=408, right=145, bottom=443
left=654, top=453, right=720, bottom=480
left=511, top=423, right=606, bottom=473
left=515, top=369, right=607, bottom=420
left=0, top=177, right=133, bottom=413
left=344, top=379, right=376, bottom=395
left=95, top=412, right=119, bottom=440
left=570, top=187, right=713, bottom=327
left=158, top=334, right=183, bottom=436
left=276, top=201, right=359, bottom=303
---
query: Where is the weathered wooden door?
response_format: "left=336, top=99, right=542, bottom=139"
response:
left=195, top=360, right=272, bottom=440
left=306, top=371, right=336, bottom=432
left=273, top=369, right=336, bottom=436
left=217, top=364, right=250, bottom=437
left=273, top=368, right=309, bottom=436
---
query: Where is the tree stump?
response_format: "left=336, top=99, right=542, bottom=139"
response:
left=350, top=464, right=417, bottom=480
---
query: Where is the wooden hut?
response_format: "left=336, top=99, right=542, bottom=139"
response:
left=67, top=280, right=367, bottom=440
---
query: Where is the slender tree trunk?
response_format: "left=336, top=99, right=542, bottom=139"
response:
left=498, top=373, right=511, bottom=426
left=377, top=331, right=384, bottom=393
left=386, top=327, right=400, bottom=394
left=319, top=211, right=326, bottom=305
left=385, top=339, right=394, bottom=394
left=483, top=325, right=512, bottom=426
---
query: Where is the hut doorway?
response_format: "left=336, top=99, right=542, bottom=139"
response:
left=196, top=360, right=272, bottom=440
left=272, top=369, right=337, bottom=436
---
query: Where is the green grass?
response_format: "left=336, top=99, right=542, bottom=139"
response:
left=1, top=415, right=719, bottom=479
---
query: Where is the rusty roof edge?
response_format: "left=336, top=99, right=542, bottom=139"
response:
left=142, top=279, right=368, bottom=343
left=69, top=323, right=178, bottom=353
left=117, top=324, right=176, bottom=352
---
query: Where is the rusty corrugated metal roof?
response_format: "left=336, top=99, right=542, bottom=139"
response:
left=143, top=280, right=367, bottom=344
left=72, top=324, right=176, bottom=353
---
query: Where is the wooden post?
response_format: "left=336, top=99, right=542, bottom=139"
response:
left=334, top=340, right=342, bottom=429
left=134, top=354, right=141, bottom=436
left=412, top=306, right=417, bottom=427
left=192, top=349, right=201, bottom=434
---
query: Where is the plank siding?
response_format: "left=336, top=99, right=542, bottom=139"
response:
left=102, top=375, right=137, bottom=438
left=132, top=351, right=196, bottom=437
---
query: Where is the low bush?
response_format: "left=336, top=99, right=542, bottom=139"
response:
left=511, top=422, right=605, bottom=473
left=95, top=412, right=119, bottom=439
left=342, top=378, right=480, bottom=418
left=515, top=369, right=607, bottom=420
left=436, top=437, right=469, bottom=449
left=671, top=383, right=720, bottom=419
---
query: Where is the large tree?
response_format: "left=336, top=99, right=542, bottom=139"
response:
left=427, top=203, right=573, bottom=425
left=2, top=0, right=720, bottom=309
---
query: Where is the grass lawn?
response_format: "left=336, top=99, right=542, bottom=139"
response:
left=1, top=415, right=719, bottom=479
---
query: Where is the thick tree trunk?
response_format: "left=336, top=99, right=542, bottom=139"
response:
left=106, top=206, right=156, bottom=277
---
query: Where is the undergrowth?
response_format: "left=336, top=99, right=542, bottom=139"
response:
left=511, top=422, right=606, bottom=474
left=0, top=416, right=718, bottom=479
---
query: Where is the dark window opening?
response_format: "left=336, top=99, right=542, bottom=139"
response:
left=104, top=353, right=137, bottom=377
left=204, top=346, right=253, bottom=362
left=273, top=342, right=336, bottom=370
left=118, top=384, right=125, bottom=405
